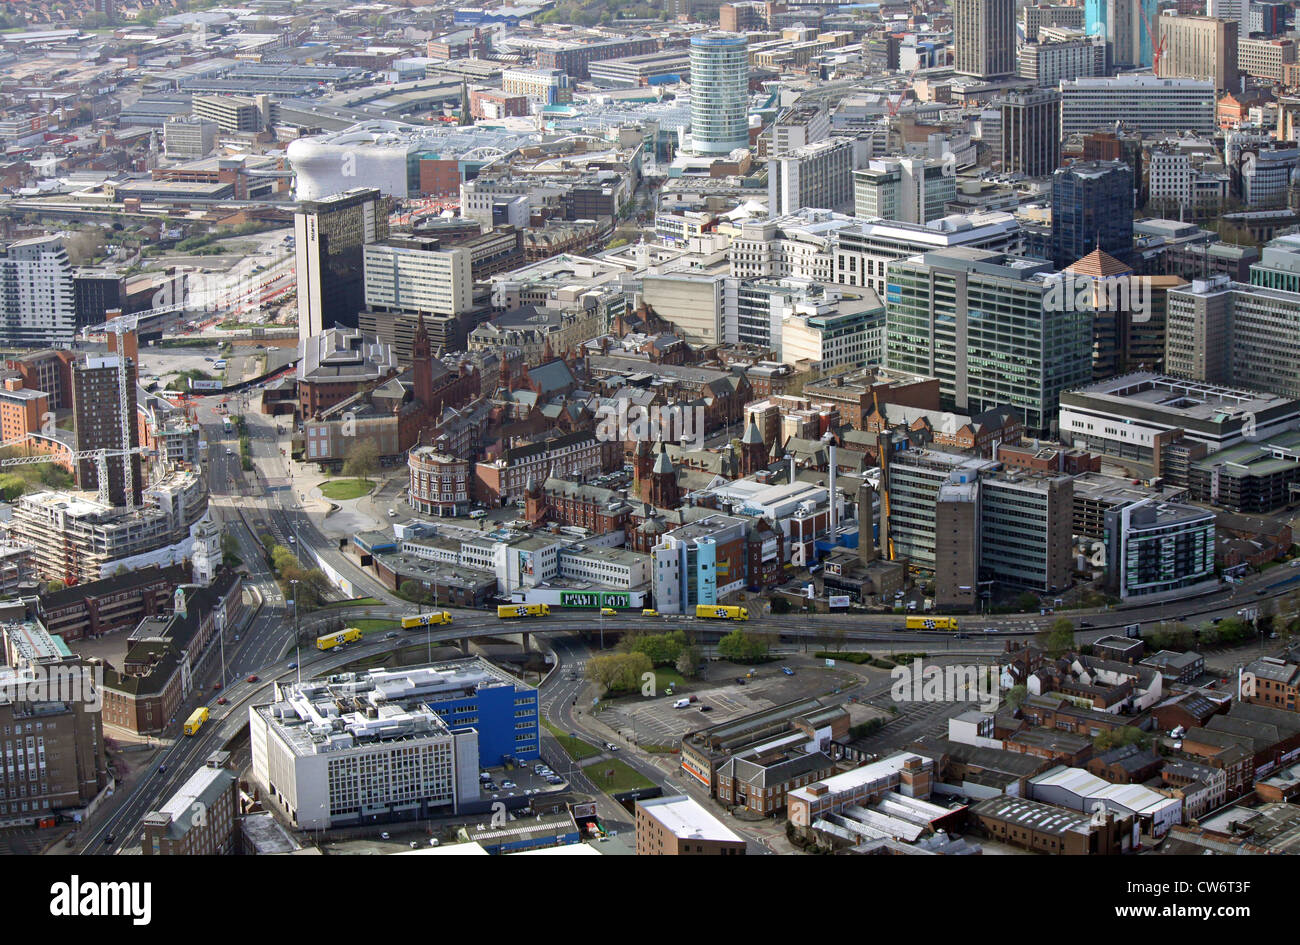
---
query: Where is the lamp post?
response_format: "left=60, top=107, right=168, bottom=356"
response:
left=290, top=578, right=301, bottom=686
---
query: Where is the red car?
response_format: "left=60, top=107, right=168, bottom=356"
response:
left=213, top=682, right=222, bottom=691
left=216, top=697, right=227, bottom=706
left=247, top=674, right=259, bottom=683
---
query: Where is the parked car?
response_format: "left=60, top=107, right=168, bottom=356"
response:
left=781, top=667, right=795, bottom=676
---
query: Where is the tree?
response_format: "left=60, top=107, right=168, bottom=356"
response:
left=1005, top=684, right=1028, bottom=711
left=1037, top=617, right=1076, bottom=658
left=1016, top=591, right=1040, bottom=613
left=585, top=652, right=652, bottom=696
left=622, top=630, right=685, bottom=666
left=717, top=629, right=769, bottom=663
left=46, top=580, right=65, bottom=593
left=675, top=644, right=703, bottom=679
left=343, top=439, right=379, bottom=484
left=399, top=580, right=429, bottom=604
left=1094, top=726, right=1150, bottom=752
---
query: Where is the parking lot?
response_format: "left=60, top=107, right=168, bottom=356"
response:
left=476, top=760, right=568, bottom=803
left=598, top=661, right=861, bottom=747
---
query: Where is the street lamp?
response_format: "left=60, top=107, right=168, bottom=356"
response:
left=290, top=578, right=301, bottom=686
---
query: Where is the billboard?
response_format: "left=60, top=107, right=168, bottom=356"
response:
left=189, top=378, right=223, bottom=392
left=560, top=591, right=631, bottom=609
left=828, top=596, right=851, bottom=608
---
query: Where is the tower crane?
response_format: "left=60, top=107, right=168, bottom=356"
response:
left=105, top=313, right=141, bottom=507
left=1138, top=2, right=1167, bottom=75
left=0, top=446, right=152, bottom=507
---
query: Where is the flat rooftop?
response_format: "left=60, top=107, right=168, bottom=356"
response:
left=1065, top=373, right=1296, bottom=421
left=639, top=795, right=744, bottom=844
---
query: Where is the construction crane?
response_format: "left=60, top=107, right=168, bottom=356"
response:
left=871, top=388, right=896, bottom=561
left=105, top=314, right=140, bottom=508
left=0, top=446, right=151, bottom=507
left=1138, top=2, right=1168, bottom=75
left=886, top=60, right=923, bottom=119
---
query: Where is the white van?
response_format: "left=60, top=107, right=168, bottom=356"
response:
left=673, top=698, right=691, bottom=709
left=468, top=509, right=487, bottom=520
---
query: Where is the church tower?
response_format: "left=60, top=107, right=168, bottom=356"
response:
left=412, top=310, right=433, bottom=406
left=741, top=418, right=766, bottom=475
left=649, top=443, right=680, bottom=508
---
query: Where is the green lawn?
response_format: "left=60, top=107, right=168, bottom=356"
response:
left=584, top=758, right=655, bottom=795
left=319, top=479, right=373, bottom=500
left=541, top=719, right=602, bottom=761
left=648, top=669, right=687, bottom=694
left=349, top=619, right=401, bottom=634
left=323, top=597, right=383, bottom=608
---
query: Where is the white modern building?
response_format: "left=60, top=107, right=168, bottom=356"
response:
left=250, top=666, right=484, bottom=830
left=853, top=157, right=957, bottom=225
left=363, top=238, right=473, bottom=318
left=0, top=235, right=75, bottom=348
left=768, top=137, right=855, bottom=216
left=1059, top=75, right=1218, bottom=137
left=833, top=211, right=1024, bottom=295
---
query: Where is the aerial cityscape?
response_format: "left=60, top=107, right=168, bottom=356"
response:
left=0, top=0, right=1293, bottom=897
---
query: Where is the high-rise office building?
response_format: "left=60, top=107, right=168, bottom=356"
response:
left=853, top=157, right=957, bottom=224
left=1156, top=13, right=1239, bottom=93
left=295, top=187, right=390, bottom=343
left=1016, top=36, right=1108, bottom=86
left=1050, top=160, right=1134, bottom=268
left=1207, top=0, right=1250, bottom=38
left=768, top=105, right=830, bottom=157
left=1059, top=75, right=1218, bottom=137
left=1166, top=267, right=1300, bottom=400
left=768, top=138, right=855, bottom=215
left=954, top=0, right=1016, bottom=78
left=689, top=33, right=749, bottom=155
left=363, top=237, right=473, bottom=321
left=162, top=116, right=218, bottom=159
left=885, top=248, right=1094, bottom=435
left=1085, top=0, right=1157, bottom=69
left=72, top=344, right=141, bottom=507
left=999, top=90, right=1062, bottom=178
left=0, top=236, right=76, bottom=349
left=1024, top=3, right=1086, bottom=41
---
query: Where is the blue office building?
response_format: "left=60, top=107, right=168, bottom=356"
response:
left=1085, top=0, right=1156, bottom=68
left=423, top=657, right=540, bottom=764
left=1051, top=160, right=1134, bottom=268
